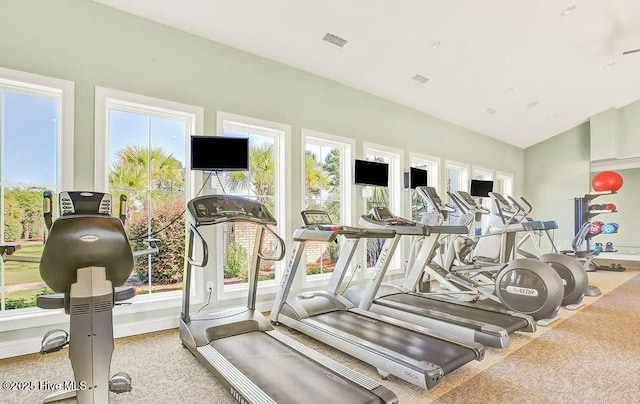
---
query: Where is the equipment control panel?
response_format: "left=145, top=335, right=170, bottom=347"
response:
left=59, top=191, right=112, bottom=216
left=371, top=206, right=415, bottom=226
left=187, top=195, right=277, bottom=226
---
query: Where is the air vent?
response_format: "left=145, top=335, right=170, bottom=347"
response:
left=322, top=33, right=348, bottom=48
left=411, top=74, right=430, bottom=84
left=485, top=108, right=497, bottom=115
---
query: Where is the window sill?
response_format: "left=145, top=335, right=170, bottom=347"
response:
left=0, top=291, right=187, bottom=333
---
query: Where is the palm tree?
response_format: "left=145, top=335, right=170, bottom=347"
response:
left=109, top=146, right=185, bottom=218
left=305, top=151, right=329, bottom=200
left=226, top=144, right=276, bottom=209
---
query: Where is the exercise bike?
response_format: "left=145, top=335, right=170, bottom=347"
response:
left=1, top=191, right=159, bottom=403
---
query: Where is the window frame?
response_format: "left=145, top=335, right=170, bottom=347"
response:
left=0, top=67, right=74, bottom=315
left=408, top=153, right=440, bottom=221
left=445, top=160, right=470, bottom=194
left=215, top=111, right=292, bottom=300
left=495, top=171, right=514, bottom=197
left=362, top=142, right=404, bottom=276
left=300, top=129, right=354, bottom=286
left=94, top=86, right=204, bottom=304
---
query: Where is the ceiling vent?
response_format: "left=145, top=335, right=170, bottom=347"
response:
left=485, top=108, right=497, bottom=116
left=411, top=74, right=430, bottom=84
left=322, top=33, right=348, bottom=48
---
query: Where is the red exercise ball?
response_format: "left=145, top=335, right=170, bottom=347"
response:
left=592, top=171, right=623, bottom=192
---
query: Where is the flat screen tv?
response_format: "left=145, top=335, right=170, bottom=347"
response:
left=470, top=179, right=494, bottom=197
left=190, top=136, right=249, bottom=171
left=354, top=159, right=389, bottom=187
left=410, top=167, right=428, bottom=189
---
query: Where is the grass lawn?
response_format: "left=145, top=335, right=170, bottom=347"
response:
left=5, top=288, right=45, bottom=300
left=3, top=243, right=44, bottom=286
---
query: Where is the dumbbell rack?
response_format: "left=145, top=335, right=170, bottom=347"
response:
left=573, top=190, right=625, bottom=272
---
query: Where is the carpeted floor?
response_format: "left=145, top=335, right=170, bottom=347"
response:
left=1, top=269, right=638, bottom=404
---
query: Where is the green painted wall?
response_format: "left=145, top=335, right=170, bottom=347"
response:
left=524, top=123, right=591, bottom=249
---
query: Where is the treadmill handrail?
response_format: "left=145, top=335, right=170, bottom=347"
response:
left=188, top=224, right=209, bottom=267
left=258, top=224, right=286, bottom=261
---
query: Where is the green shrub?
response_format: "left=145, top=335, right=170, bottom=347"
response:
left=224, top=242, right=248, bottom=279
left=127, top=197, right=185, bottom=285
left=258, top=273, right=275, bottom=281
left=306, top=264, right=323, bottom=275
left=5, top=287, right=55, bottom=310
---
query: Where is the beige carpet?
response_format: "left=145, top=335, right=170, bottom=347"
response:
left=0, top=269, right=638, bottom=404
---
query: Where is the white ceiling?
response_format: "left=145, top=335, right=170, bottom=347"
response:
left=94, top=0, right=640, bottom=148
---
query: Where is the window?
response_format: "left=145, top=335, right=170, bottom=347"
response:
left=0, top=67, right=73, bottom=312
left=445, top=161, right=470, bottom=194
left=95, top=87, right=203, bottom=298
left=215, top=112, right=290, bottom=294
left=495, top=172, right=514, bottom=197
left=302, top=130, right=353, bottom=280
left=472, top=166, right=495, bottom=232
left=363, top=143, right=403, bottom=272
left=409, top=153, right=440, bottom=222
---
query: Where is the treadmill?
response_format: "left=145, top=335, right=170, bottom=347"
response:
left=180, top=195, right=397, bottom=404
left=270, top=210, right=484, bottom=390
left=344, top=195, right=535, bottom=349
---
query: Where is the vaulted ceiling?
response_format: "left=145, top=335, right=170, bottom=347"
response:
left=95, top=0, right=640, bottom=148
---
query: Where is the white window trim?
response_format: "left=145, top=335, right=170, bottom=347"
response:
left=216, top=111, right=292, bottom=301
left=93, top=86, right=204, bottom=310
left=0, top=67, right=74, bottom=316
left=0, top=67, right=74, bottom=194
left=94, top=86, right=204, bottom=193
left=495, top=171, right=515, bottom=197
left=362, top=142, right=404, bottom=276
left=300, top=129, right=355, bottom=286
left=409, top=152, right=441, bottom=191
left=472, top=165, right=495, bottom=180
left=445, top=160, right=470, bottom=192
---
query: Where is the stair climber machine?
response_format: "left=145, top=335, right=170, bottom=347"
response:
left=0, top=191, right=160, bottom=403
left=422, top=187, right=565, bottom=327
left=488, top=192, right=588, bottom=310
left=343, top=201, right=535, bottom=349
left=270, top=209, right=484, bottom=390
left=179, top=196, right=397, bottom=404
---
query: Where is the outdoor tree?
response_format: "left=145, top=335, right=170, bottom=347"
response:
left=225, top=144, right=276, bottom=211
left=3, top=188, right=45, bottom=241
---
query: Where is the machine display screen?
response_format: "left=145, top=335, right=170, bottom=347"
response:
left=457, top=191, right=477, bottom=206
left=301, top=211, right=334, bottom=225
left=424, top=186, right=442, bottom=206
left=491, top=192, right=510, bottom=207
left=373, top=206, right=395, bottom=221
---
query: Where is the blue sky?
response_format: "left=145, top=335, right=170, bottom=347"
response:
left=3, top=92, right=57, bottom=185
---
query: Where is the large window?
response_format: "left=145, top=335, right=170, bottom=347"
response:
left=495, top=171, right=514, bottom=197
left=215, top=113, right=290, bottom=293
left=95, top=87, right=202, bottom=297
left=302, top=130, right=353, bottom=280
left=472, top=166, right=495, bottom=232
left=409, top=153, right=440, bottom=222
left=363, top=143, right=402, bottom=271
left=0, top=68, right=73, bottom=312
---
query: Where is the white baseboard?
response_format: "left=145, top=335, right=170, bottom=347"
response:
left=0, top=316, right=179, bottom=359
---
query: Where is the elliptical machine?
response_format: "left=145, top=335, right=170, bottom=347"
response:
left=2, top=191, right=158, bottom=403
left=416, top=187, right=565, bottom=326
left=488, top=192, right=588, bottom=309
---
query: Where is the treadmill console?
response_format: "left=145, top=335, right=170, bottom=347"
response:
left=301, top=210, right=334, bottom=226
left=371, top=207, right=415, bottom=226
left=490, top=192, right=511, bottom=208
left=456, top=191, right=478, bottom=208
left=59, top=191, right=112, bottom=216
left=422, top=186, right=443, bottom=208
left=187, top=195, right=277, bottom=226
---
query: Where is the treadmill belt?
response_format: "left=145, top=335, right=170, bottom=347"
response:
left=380, top=293, right=529, bottom=333
left=211, top=331, right=382, bottom=404
left=312, top=310, right=477, bottom=374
